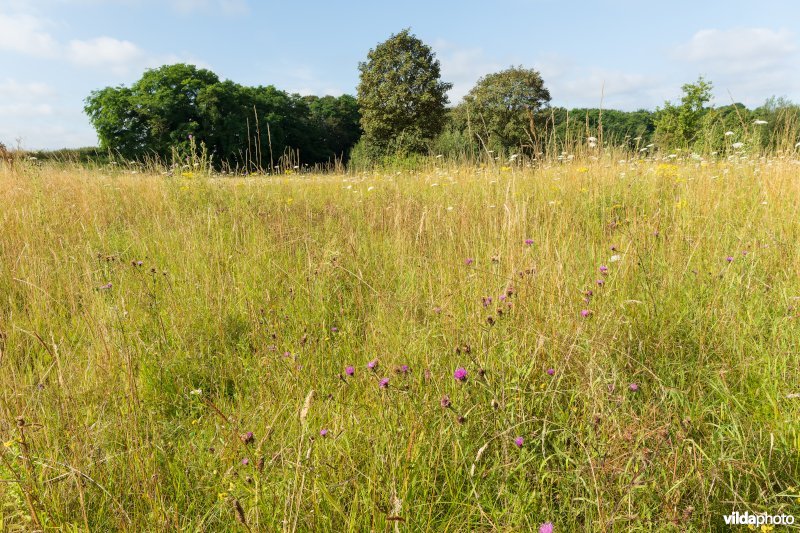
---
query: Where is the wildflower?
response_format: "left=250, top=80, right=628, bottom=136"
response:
left=189, top=388, right=202, bottom=396
left=433, top=306, right=442, bottom=313
left=539, top=522, right=554, bottom=533
left=482, top=296, right=493, bottom=307
left=753, top=119, right=768, bottom=125
left=379, top=378, right=389, bottom=389
left=240, top=432, right=254, bottom=444
left=732, top=142, right=744, bottom=149
left=330, top=326, right=338, bottom=333
left=609, top=254, right=621, bottom=262
left=547, top=368, right=555, bottom=376
left=368, top=359, right=378, bottom=371
left=629, top=382, right=639, bottom=392
left=319, top=428, right=328, bottom=437
left=596, top=279, right=605, bottom=286
left=454, top=368, right=467, bottom=382
left=345, top=366, right=355, bottom=376
left=724, top=131, right=735, bottom=136
left=581, top=309, right=592, bottom=318
left=465, top=257, right=474, bottom=266
left=514, top=436, right=524, bottom=447
left=241, top=458, right=249, bottom=466
left=599, top=265, right=608, bottom=274
left=398, top=364, right=410, bottom=374
left=726, top=256, right=734, bottom=263
left=98, top=282, right=112, bottom=290
left=524, top=238, right=534, bottom=246
left=440, top=395, right=451, bottom=408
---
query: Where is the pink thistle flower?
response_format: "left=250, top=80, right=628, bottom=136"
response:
left=454, top=368, right=467, bottom=382
left=319, top=428, right=328, bottom=437
left=379, top=378, right=389, bottom=389
left=524, top=239, right=534, bottom=246
left=345, top=366, right=355, bottom=376
left=465, top=258, right=474, bottom=266
left=546, top=368, right=555, bottom=376
left=514, top=436, right=524, bottom=447
left=367, top=359, right=378, bottom=371
left=629, top=382, right=639, bottom=392
left=539, top=522, right=554, bottom=533
left=581, top=309, right=592, bottom=318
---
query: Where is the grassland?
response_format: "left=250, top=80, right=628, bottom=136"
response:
left=1, top=156, right=799, bottom=531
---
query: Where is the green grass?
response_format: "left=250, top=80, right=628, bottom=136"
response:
left=1, top=158, right=799, bottom=531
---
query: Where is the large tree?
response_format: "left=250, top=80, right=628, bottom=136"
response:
left=357, top=29, right=452, bottom=153
left=461, top=66, right=551, bottom=152
left=654, top=76, right=714, bottom=149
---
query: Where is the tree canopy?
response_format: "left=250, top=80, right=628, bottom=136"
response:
left=84, top=64, right=361, bottom=169
left=357, top=29, right=452, bottom=154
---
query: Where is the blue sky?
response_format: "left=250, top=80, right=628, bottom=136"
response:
left=1, top=0, right=799, bottom=149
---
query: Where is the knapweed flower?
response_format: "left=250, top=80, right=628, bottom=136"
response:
left=514, top=436, right=524, bottom=447
left=599, top=265, right=608, bottom=274
left=465, top=257, right=474, bottom=266
left=241, top=458, right=249, bottom=466
left=330, top=326, right=339, bottom=333
left=539, top=522, right=554, bottom=533
left=524, top=239, right=534, bottom=246
left=454, top=368, right=467, bottom=382
left=629, top=382, right=639, bottom=392
left=379, top=378, right=390, bottom=389
left=398, top=364, right=410, bottom=374
left=319, top=428, right=328, bottom=437
left=726, top=256, right=734, bottom=263
left=581, top=309, right=592, bottom=318
left=596, top=279, right=605, bottom=286
left=345, top=366, right=355, bottom=376
left=240, top=431, right=254, bottom=444
left=547, top=368, right=555, bottom=376
left=367, top=359, right=379, bottom=371
left=98, top=282, right=112, bottom=290
left=440, top=395, right=451, bottom=408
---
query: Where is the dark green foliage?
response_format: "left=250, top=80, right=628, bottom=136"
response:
left=462, top=66, right=551, bottom=153
left=84, top=63, right=361, bottom=169
left=357, top=29, right=452, bottom=154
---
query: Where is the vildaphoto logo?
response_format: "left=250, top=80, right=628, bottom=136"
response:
left=723, top=511, right=795, bottom=527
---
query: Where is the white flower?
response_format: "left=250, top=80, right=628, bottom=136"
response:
left=724, top=131, right=735, bottom=136
left=646, top=143, right=654, bottom=148
left=753, top=119, right=768, bottom=125
left=587, top=136, right=597, bottom=143
left=609, top=254, right=621, bottom=262
left=435, top=154, right=443, bottom=158
left=189, top=389, right=202, bottom=396
left=732, top=142, right=744, bottom=149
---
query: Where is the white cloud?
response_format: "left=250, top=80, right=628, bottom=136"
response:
left=675, top=28, right=796, bottom=73
left=0, top=12, right=59, bottom=57
left=67, top=37, right=145, bottom=71
left=168, top=0, right=248, bottom=14
left=673, top=27, right=800, bottom=106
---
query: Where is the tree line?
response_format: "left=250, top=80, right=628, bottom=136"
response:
left=84, top=30, right=800, bottom=169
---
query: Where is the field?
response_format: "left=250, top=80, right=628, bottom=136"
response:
left=1, top=157, right=799, bottom=531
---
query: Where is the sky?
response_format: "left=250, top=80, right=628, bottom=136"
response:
left=1, top=0, right=799, bottom=149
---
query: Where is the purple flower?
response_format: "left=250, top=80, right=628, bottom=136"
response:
left=581, top=309, right=591, bottom=318
left=379, top=377, right=390, bottom=389
left=400, top=364, right=410, bottom=374
left=599, top=265, right=608, bottom=274
left=629, top=382, right=639, bottom=392
left=726, top=256, right=734, bottom=263
left=465, top=257, right=474, bottom=266
left=539, top=522, right=554, bottom=533
left=367, top=359, right=378, bottom=371
left=742, top=250, right=749, bottom=256
left=331, top=326, right=339, bottom=333
left=482, top=296, right=493, bottom=307
left=98, top=282, right=113, bottom=291
left=345, top=365, right=355, bottom=376
left=454, top=368, right=467, bottom=382
left=596, top=279, right=605, bottom=286
left=514, top=436, right=524, bottom=448
left=241, top=458, right=249, bottom=466
left=546, top=368, right=555, bottom=376
left=319, top=428, right=328, bottom=437
left=433, top=306, right=442, bottom=314
left=440, top=395, right=451, bottom=408
left=240, top=431, right=254, bottom=444
left=499, top=294, right=507, bottom=301
left=524, top=239, right=534, bottom=246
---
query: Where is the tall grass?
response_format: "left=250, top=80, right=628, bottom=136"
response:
left=0, top=154, right=798, bottom=530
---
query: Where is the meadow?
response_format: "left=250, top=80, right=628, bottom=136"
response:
left=0, top=155, right=799, bottom=531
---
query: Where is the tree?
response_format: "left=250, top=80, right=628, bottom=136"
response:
left=304, top=95, right=362, bottom=162
left=462, top=66, right=551, bottom=152
left=654, top=76, right=713, bottom=149
left=357, top=29, right=452, bottom=153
